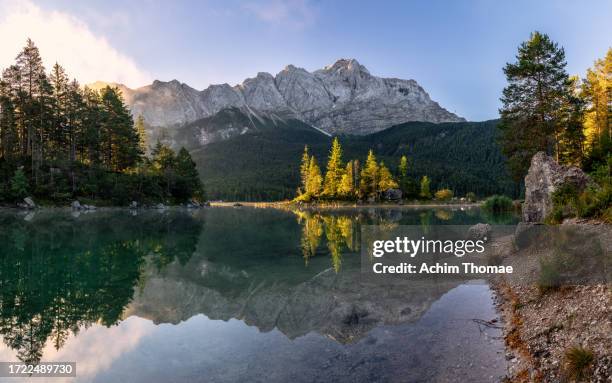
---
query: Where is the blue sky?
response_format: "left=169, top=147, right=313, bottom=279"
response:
left=1, top=0, right=611, bottom=120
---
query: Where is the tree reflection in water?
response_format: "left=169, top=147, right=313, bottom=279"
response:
left=0, top=211, right=202, bottom=364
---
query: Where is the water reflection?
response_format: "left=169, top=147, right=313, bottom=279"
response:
left=0, top=207, right=514, bottom=381
left=0, top=211, right=202, bottom=364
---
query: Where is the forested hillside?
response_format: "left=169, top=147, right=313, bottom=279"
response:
left=191, top=118, right=515, bottom=201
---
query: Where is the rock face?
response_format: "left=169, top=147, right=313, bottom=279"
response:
left=522, top=152, right=591, bottom=223
left=91, top=58, right=464, bottom=135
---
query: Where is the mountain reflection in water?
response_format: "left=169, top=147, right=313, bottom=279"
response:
left=0, top=207, right=512, bottom=382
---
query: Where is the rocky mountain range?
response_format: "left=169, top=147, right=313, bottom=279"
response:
left=90, top=58, right=464, bottom=136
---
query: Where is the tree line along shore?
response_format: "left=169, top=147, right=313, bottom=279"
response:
left=0, top=39, right=204, bottom=207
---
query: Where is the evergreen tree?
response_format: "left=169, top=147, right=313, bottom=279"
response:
left=338, top=161, right=354, bottom=198
left=10, top=168, right=28, bottom=199
left=420, top=175, right=431, bottom=199
left=175, top=147, right=204, bottom=201
left=135, top=115, right=148, bottom=155
left=558, top=77, right=586, bottom=166
left=305, top=156, right=322, bottom=197
left=299, top=145, right=310, bottom=195
left=0, top=40, right=205, bottom=204
left=49, top=63, right=69, bottom=161
left=359, top=150, right=379, bottom=198
left=99, top=86, right=141, bottom=171
left=323, top=137, right=344, bottom=197
left=397, top=155, right=417, bottom=197
left=398, top=155, right=408, bottom=178
left=499, top=31, right=571, bottom=181
left=0, top=80, right=17, bottom=160
left=581, top=48, right=611, bottom=170
left=378, top=161, right=398, bottom=191
left=152, top=140, right=176, bottom=196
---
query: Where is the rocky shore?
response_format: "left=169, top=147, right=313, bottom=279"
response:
left=490, top=152, right=610, bottom=382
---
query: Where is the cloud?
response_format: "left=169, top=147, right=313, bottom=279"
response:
left=243, top=0, right=315, bottom=28
left=0, top=0, right=151, bottom=88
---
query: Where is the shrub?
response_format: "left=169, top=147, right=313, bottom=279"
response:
left=563, top=346, right=594, bottom=381
left=466, top=192, right=477, bottom=202
left=10, top=168, right=29, bottom=200
left=538, top=257, right=563, bottom=293
left=434, top=188, right=453, bottom=201
left=482, top=195, right=513, bottom=212
left=547, top=162, right=611, bottom=223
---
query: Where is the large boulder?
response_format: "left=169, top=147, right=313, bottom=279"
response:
left=522, top=152, right=590, bottom=223
left=468, top=223, right=491, bottom=240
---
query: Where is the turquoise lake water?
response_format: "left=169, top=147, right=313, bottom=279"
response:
left=0, top=207, right=517, bottom=382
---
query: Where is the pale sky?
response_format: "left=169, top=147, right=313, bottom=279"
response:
left=0, top=0, right=611, bottom=120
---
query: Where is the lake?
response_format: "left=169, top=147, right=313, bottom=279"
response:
left=0, top=206, right=517, bottom=382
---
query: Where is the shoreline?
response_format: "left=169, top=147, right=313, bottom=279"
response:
left=1, top=201, right=484, bottom=211
left=209, top=201, right=483, bottom=209
left=487, top=224, right=611, bottom=382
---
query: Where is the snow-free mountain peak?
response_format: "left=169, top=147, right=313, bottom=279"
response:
left=89, top=59, right=464, bottom=135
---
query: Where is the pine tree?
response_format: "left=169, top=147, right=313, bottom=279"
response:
left=299, top=145, right=310, bottom=195
left=420, top=175, right=431, bottom=199
left=175, top=147, right=204, bottom=201
left=338, top=161, right=354, bottom=198
left=378, top=161, right=398, bottom=191
left=397, top=155, right=416, bottom=197
left=49, top=62, right=69, bottom=161
left=581, top=48, right=611, bottom=170
left=499, top=31, right=571, bottom=181
left=323, top=137, right=344, bottom=197
left=359, top=150, right=379, bottom=198
left=305, top=156, right=322, bottom=197
left=0, top=80, right=17, bottom=160
left=152, top=140, right=177, bottom=197
left=398, top=155, right=408, bottom=178
left=135, top=115, right=148, bottom=155
left=10, top=168, right=28, bottom=199
left=99, top=86, right=141, bottom=171
left=558, top=77, right=586, bottom=166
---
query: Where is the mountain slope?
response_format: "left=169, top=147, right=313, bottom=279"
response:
left=91, top=58, right=463, bottom=135
left=186, top=116, right=513, bottom=201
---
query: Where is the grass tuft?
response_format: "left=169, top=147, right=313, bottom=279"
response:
left=563, top=346, right=594, bottom=382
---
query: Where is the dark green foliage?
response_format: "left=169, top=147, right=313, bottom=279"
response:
left=498, top=31, right=574, bottom=181
left=482, top=195, right=514, bottom=213
left=189, top=117, right=516, bottom=201
left=0, top=40, right=202, bottom=205
left=0, top=211, right=202, bottom=363
left=547, top=159, right=611, bottom=223
left=9, top=168, right=28, bottom=199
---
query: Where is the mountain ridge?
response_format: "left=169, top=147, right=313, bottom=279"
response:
left=89, top=58, right=464, bottom=135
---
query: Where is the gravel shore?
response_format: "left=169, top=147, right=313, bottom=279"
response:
left=490, top=223, right=611, bottom=382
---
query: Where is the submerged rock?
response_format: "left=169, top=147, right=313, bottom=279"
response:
left=468, top=223, right=491, bottom=240
left=522, top=152, right=590, bottom=223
